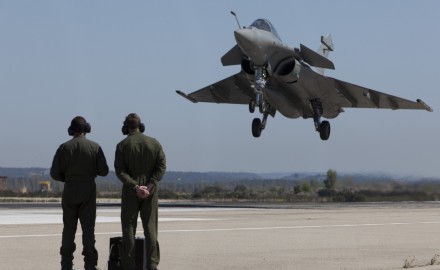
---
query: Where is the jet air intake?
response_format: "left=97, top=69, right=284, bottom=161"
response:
left=275, top=58, right=301, bottom=83
left=241, top=59, right=255, bottom=76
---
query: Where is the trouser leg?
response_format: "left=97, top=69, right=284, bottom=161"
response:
left=61, top=199, right=78, bottom=269
left=60, top=243, right=76, bottom=270
left=121, top=190, right=140, bottom=270
left=140, top=187, right=160, bottom=269
left=80, top=184, right=98, bottom=269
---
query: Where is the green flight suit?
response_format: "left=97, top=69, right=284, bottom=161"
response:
left=51, top=135, right=109, bottom=270
left=114, top=131, right=166, bottom=270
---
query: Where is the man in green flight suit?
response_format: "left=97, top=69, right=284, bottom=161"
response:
left=51, top=116, right=109, bottom=270
left=114, top=113, right=166, bottom=270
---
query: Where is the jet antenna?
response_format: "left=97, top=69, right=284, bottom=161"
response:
left=230, top=11, right=242, bottom=29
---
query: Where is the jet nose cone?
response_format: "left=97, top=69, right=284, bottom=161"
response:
left=234, top=28, right=267, bottom=66
left=234, top=28, right=255, bottom=51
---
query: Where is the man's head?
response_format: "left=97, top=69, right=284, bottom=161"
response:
left=122, top=113, right=145, bottom=135
left=68, top=116, right=91, bottom=136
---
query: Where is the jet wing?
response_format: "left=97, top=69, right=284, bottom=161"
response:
left=332, top=78, right=433, bottom=111
left=176, top=72, right=254, bottom=104
left=221, top=45, right=243, bottom=66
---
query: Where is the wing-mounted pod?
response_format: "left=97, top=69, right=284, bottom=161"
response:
left=274, top=58, right=301, bottom=83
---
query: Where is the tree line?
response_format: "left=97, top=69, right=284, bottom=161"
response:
left=2, top=169, right=440, bottom=202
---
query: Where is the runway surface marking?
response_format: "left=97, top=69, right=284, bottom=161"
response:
left=0, top=216, right=224, bottom=225
left=0, top=208, right=231, bottom=225
left=1, top=221, right=440, bottom=239
left=0, top=207, right=244, bottom=225
left=160, top=221, right=440, bottom=233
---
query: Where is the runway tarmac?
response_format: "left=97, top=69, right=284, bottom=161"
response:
left=0, top=201, right=439, bottom=270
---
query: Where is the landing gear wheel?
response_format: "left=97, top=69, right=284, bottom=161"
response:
left=252, top=118, right=262, bottom=137
left=249, top=100, right=256, bottom=113
left=319, top=121, right=331, bottom=141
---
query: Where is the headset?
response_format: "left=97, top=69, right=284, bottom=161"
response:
left=121, top=120, right=145, bottom=135
left=68, top=122, right=91, bottom=136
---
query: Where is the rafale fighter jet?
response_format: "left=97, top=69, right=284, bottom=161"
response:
left=177, top=15, right=432, bottom=140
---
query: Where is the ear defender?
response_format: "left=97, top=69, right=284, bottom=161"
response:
left=68, top=126, right=75, bottom=136
left=84, top=123, right=91, bottom=133
left=67, top=116, right=92, bottom=136
left=121, top=124, right=129, bottom=135
left=68, top=121, right=91, bottom=136
left=121, top=121, right=145, bottom=135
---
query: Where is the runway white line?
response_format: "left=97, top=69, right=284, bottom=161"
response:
left=0, top=207, right=236, bottom=225
left=0, top=215, right=224, bottom=225
left=160, top=221, right=440, bottom=233
left=1, top=221, right=440, bottom=239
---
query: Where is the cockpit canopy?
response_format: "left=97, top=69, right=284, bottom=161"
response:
left=249, top=19, right=281, bottom=40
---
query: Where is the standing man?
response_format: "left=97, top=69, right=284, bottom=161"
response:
left=114, top=113, right=166, bottom=270
left=51, top=116, right=109, bottom=270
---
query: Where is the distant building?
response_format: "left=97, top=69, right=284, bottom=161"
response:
left=38, top=180, right=52, bottom=193
left=0, top=176, right=7, bottom=190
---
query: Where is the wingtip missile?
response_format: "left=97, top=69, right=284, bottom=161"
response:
left=416, top=99, right=433, bottom=112
left=176, top=90, right=198, bottom=103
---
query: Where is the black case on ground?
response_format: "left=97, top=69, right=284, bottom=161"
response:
left=108, top=236, right=146, bottom=270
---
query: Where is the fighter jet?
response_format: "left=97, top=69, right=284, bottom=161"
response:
left=177, top=15, right=432, bottom=140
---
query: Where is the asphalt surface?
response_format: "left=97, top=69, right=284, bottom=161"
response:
left=0, top=201, right=439, bottom=270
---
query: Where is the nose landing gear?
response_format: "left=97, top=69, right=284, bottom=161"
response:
left=251, top=103, right=271, bottom=138
left=250, top=67, right=272, bottom=138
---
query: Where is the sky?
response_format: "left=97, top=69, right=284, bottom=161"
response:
left=0, top=1, right=439, bottom=177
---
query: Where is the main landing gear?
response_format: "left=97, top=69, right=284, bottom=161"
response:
left=250, top=96, right=331, bottom=140
left=311, top=99, right=331, bottom=140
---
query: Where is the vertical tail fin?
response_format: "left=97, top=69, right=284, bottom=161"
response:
left=316, top=34, right=334, bottom=75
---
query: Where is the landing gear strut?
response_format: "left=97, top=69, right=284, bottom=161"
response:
left=249, top=100, right=255, bottom=113
left=311, top=99, right=331, bottom=140
left=250, top=67, right=271, bottom=138
left=254, top=67, right=267, bottom=114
